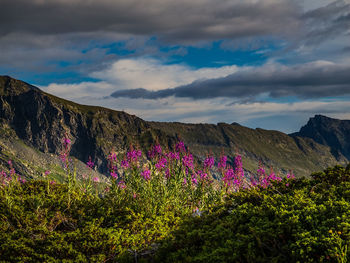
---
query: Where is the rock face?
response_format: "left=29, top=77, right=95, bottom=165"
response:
left=0, top=75, right=348, bottom=177
left=0, top=75, right=175, bottom=173
left=292, top=115, right=350, bottom=160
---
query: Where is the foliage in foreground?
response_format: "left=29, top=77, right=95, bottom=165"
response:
left=155, top=164, right=350, bottom=263
left=0, top=179, right=183, bottom=262
left=0, top=137, right=349, bottom=262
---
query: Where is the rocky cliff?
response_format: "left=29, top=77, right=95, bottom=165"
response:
left=291, top=115, right=350, bottom=160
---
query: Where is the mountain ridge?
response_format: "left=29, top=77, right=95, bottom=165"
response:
left=0, top=75, right=348, bottom=177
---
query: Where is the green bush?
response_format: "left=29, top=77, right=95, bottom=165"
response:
left=1, top=153, right=350, bottom=262
left=154, top=165, right=350, bottom=263
left=0, top=180, right=182, bottom=262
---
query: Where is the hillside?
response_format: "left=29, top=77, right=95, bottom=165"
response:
left=292, top=115, right=350, bottom=159
left=0, top=75, right=348, bottom=177
left=150, top=121, right=346, bottom=176
left=0, top=75, right=176, bottom=177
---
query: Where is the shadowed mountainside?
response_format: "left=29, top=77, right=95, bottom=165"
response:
left=0, top=75, right=348, bottom=177
left=292, top=115, right=350, bottom=160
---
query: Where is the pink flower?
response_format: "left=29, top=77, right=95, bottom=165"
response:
left=118, top=180, right=126, bottom=189
left=148, top=144, right=162, bottom=159
left=1, top=171, right=7, bottom=178
left=197, top=170, right=208, bottom=180
left=234, top=155, right=244, bottom=178
left=203, top=156, right=215, bottom=169
left=86, top=156, right=95, bottom=169
left=110, top=171, right=118, bottom=179
left=182, top=153, right=194, bottom=169
left=121, top=159, right=129, bottom=169
left=19, top=177, right=26, bottom=184
left=107, top=152, right=117, bottom=162
left=141, top=169, right=151, bottom=180
left=175, top=141, right=186, bottom=153
left=222, top=168, right=234, bottom=187
left=250, top=177, right=258, bottom=187
left=93, top=177, right=100, bottom=183
left=127, top=148, right=142, bottom=164
left=60, top=135, right=72, bottom=167
left=64, top=137, right=71, bottom=146
left=44, top=170, right=51, bottom=176
left=155, top=157, right=167, bottom=170
left=191, top=174, right=198, bottom=185
left=287, top=171, right=295, bottom=179
left=218, top=155, right=227, bottom=170
left=165, top=169, right=170, bottom=179
left=60, top=152, right=68, bottom=163
left=167, top=151, right=180, bottom=160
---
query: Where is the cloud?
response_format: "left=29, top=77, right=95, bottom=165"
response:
left=0, top=32, right=131, bottom=77
left=40, top=57, right=239, bottom=98
left=0, top=0, right=301, bottom=43
left=110, top=60, right=350, bottom=100
left=42, top=81, right=115, bottom=100
left=1, top=0, right=349, bottom=84
left=302, top=0, right=350, bottom=44
left=92, top=58, right=239, bottom=91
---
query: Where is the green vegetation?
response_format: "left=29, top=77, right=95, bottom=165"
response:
left=1, top=137, right=350, bottom=262
left=156, top=165, right=350, bottom=263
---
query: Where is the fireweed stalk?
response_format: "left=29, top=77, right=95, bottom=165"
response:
left=1, top=160, right=26, bottom=210
left=83, top=156, right=95, bottom=194
left=53, top=135, right=295, bottom=215
left=108, top=143, right=221, bottom=215
left=59, top=133, right=77, bottom=206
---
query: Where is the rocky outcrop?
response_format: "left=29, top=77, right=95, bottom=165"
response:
left=291, top=115, right=350, bottom=160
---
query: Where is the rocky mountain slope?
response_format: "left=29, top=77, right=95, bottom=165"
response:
left=292, top=115, right=350, bottom=160
left=0, top=75, right=348, bottom=178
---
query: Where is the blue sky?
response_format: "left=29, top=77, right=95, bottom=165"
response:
left=1, top=0, right=350, bottom=133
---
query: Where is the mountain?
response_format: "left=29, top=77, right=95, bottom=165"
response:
left=291, top=115, right=350, bottom=159
left=0, top=75, right=348, bottom=178
left=0, top=75, right=175, bottom=177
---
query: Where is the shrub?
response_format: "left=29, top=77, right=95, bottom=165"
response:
left=154, top=166, right=350, bottom=263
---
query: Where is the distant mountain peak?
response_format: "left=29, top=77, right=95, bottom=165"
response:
left=310, top=114, right=340, bottom=122
left=293, top=115, right=350, bottom=159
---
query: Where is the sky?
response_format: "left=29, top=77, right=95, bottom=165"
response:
left=1, top=0, right=350, bottom=133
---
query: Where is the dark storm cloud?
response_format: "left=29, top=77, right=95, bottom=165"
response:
left=0, top=0, right=301, bottom=42
left=110, top=62, right=350, bottom=100
left=302, top=0, right=350, bottom=44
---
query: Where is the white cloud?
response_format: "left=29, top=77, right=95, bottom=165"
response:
left=41, top=81, right=115, bottom=100
left=91, top=58, right=239, bottom=91
left=40, top=57, right=240, bottom=100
